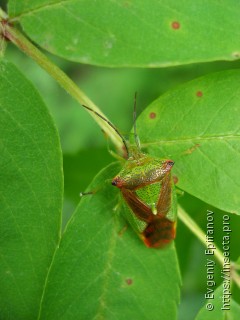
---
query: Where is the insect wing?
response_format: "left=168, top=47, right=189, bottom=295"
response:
left=120, top=173, right=177, bottom=248
left=142, top=175, right=177, bottom=248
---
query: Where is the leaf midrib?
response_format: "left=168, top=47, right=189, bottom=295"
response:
left=141, top=134, right=240, bottom=146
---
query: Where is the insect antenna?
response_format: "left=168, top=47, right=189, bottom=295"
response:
left=82, top=104, right=129, bottom=158
left=133, top=92, right=141, bottom=152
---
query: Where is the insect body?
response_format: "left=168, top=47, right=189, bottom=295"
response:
left=82, top=98, right=177, bottom=248
left=112, top=150, right=177, bottom=248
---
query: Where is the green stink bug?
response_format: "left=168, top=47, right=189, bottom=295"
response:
left=112, top=152, right=177, bottom=248
left=82, top=97, right=177, bottom=248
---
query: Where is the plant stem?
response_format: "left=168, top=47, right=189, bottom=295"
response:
left=178, top=205, right=240, bottom=288
left=178, top=205, right=223, bottom=265
left=1, top=18, right=123, bottom=152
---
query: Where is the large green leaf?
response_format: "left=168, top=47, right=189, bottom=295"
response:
left=0, top=60, right=63, bottom=319
left=8, top=0, right=240, bottom=67
left=39, top=163, right=181, bottom=320
left=137, top=70, right=240, bottom=214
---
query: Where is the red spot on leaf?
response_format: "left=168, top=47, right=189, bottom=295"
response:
left=126, top=278, right=133, bottom=285
left=173, top=176, right=178, bottom=184
left=196, top=91, right=203, bottom=97
left=149, top=112, right=156, bottom=119
left=171, top=21, right=180, bottom=30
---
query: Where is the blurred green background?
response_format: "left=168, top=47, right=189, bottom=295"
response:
left=5, top=38, right=240, bottom=319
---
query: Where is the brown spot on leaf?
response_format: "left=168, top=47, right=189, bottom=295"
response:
left=125, top=278, right=133, bottom=285
left=118, top=225, right=128, bottom=237
left=149, top=112, right=156, bottom=119
left=196, top=91, right=203, bottom=97
left=184, top=144, right=200, bottom=155
left=232, top=52, right=240, bottom=59
left=173, top=176, right=179, bottom=184
left=171, top=21, right=180, bottom=30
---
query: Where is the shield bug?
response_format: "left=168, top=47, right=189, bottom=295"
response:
left=82, top=97, right=177, bottom=248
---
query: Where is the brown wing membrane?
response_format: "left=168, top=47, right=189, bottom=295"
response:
left=121, top=188, right=153, bottom=223
left=142, top=215, right=176, bottom=248
left=121, top=173, right=176, bottom=248
left=142, top=173, right=176, bottom=248
left=156, top=173, right=172, bottom=217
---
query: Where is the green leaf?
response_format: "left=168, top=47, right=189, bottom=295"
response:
left=236, top=257, right=240, bottom=266
left=39, top=163, right=181, bottom=320
left=8, top=1, right=240, bottom=67
left=0, top=59, right=63, bottom=319
left=137, top=70, right=240, bottom=214
left=195, top=284, right=240, bottom=320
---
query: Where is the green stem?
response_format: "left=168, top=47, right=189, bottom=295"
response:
left=0, top=17, right=123, bottom=152
left=178, top=205, right=223, bottom=264
left=178, top=205, right=240, bottom=288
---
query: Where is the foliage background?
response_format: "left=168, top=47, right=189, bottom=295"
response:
left=1, top=1, right=240, bottom=319
left=5, top=44, right=240, bottom=319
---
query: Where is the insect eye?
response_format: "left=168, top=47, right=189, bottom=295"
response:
left=112, top=177, right=123, bottom=188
